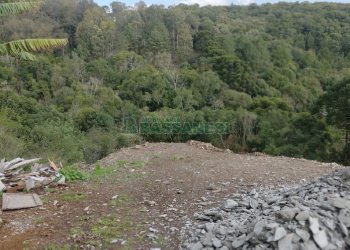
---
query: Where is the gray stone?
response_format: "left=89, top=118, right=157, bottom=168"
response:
left=301, top=241, right=319, bottom=250
left=215, top=225, right=227, bottom=236
left=197, top=215, right=212, bottom=221
left=190, top=242, right=203, bottom=250
left=147, top=233, right=157, bottom=240
left=268, top=227, right=287, bottom=242
left=295, top=211, right=310, bottom=221
left=212, top=238, right=222, bottom=248
left=204, top=209, right=219, bottom=216
left=202, top=209, right=223, bottom=221
left=231, top=234, right=246, bottom=248
left=266, top=222, right=279, bottom=229
left=272, top=205, right=281, bottom=211
left=292, top=233, right=301, bottom=243
left=249, top=198, right=259, bottom=209
left=201, top=233, right=214, bottom=246
left=323, top=218, right=336, bottom=230
left=345, top=236, right=350, bottom=246
left=219, top=247, right=229, bottom=250
left=308, top=217, right=320, bottom=235
left=339, top=221, right=349, bottom=236
left=318, top=203, right=336, bottom=212
left=205, top=222, right=215, bottom=232
left=223, top=199, right=238, bottom=210
left=253, top=221, right=265, bottom=236
left=313, top=230, right=328, bottom=249
left=295, top=228, right=310, bottom=242
left=181, top=169, right=350, bottom=250
left=278, top=207, right=299, bottom=221
left=340, top=168, right=350, bottom=180
left=331, top=198, right=350, bottom=209
left=339, top=209, right=350, bottom=226
left=277, top=233, right=294, bottom=250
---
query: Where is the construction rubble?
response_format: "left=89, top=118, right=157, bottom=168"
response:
left=181, top=167, right=350, bottom=250
left=0, top=158, right=65, bottom=210
left=187, top=140, right=229, bottom=152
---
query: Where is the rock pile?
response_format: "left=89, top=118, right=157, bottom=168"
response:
left=187, top=140, right=227, bottom=152
left=181, top=168, right=350, bottom=250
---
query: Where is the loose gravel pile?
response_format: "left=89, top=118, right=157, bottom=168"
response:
left=181, top=168, right=350, bottom=250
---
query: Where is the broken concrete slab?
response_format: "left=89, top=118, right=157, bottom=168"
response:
left=1, top=158, right=65, bottom=192
left=0, top=158, right=5, bottom=172
left=2, top=193, right=43, bottom=211
left=3, top=158, right=23, bottom=169
left=0, top=180, right=5, bottom=191
left=4, top=158, right=41, bottom=171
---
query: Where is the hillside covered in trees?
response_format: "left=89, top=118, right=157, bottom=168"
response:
left=0, top=1, right=349, bottom=164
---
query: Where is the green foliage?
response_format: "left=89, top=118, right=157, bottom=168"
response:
left=0, top=126, right=24, bottom=159
left=250, top=97, right=292, bottom=113
left=0, top=1, right=42, bottom=17
left=222, top=90, right=252, bottom=109
left=227, top=109, right=257, bottom=151
left=281, top=113, right=332, bottom=160
left=59, top=165, right=89, bottom=182
left=29, top=120, right=84, bottom=164
left=76, top=7, right=115, bottom=58
left=0, top=111, right=24, bottom=158
left=318, top=78, right=350, bottom=130
left=316, top=78, right=350, bottom=163
left=83, top=128, right=116, bottom=164
left=73, top=108, right=115, bottom=132
left=0, top=39, right=68, bottom=60
left=0, top=0, right=67, bottom=60
left=0, top=2, right=349, bottom=164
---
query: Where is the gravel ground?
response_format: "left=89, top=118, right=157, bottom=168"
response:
left=0, top=142, right=343, bottom=249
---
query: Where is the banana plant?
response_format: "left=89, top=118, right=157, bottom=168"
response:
left=0, top=0, right=68, bottom=60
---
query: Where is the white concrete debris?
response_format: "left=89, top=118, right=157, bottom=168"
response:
left=0, top=158, right=65, bottom=193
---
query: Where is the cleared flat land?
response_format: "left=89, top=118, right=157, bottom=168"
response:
left=0, top=142, right=342, bottom=249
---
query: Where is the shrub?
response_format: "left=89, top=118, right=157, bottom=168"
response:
left=29, top=120, right=84, bottom=164
left=59, top=165, right=89, bottom=182
left=83, top=128, right=117, bottom=163
left=0, top=126, right=24, bottom=159
left=73, top=108, right=115, bottom=132
left=83, top=129, right=140, bottom=164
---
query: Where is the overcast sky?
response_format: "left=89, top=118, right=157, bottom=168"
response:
left=95, top=0, right=350, bottom=7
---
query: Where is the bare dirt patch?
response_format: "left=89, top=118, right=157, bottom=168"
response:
left=0, top=142, right=342, bottom=249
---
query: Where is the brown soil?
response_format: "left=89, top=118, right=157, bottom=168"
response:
left=0, top=142, right=342, bottom=250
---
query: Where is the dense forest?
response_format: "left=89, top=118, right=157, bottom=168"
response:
left=0, top=0, right=349, bottom=164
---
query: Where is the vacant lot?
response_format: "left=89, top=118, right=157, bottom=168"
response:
left=0, top=142, right=342, bottom=249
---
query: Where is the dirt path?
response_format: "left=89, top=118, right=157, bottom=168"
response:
left=0, top=142, right=342, bottom=249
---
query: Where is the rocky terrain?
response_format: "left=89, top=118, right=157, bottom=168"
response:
left=181, top=168, right=350, bottom=250
left=0, top=142, right=344, bottom=249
